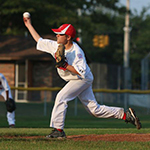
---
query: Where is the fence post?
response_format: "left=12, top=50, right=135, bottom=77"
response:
left=147, top=94, right=150, bottom=114
left=44, top=90, right=47, bottom=116
left=74, top=98, right=78, bottom=116
left=141, top=52, right=150, bottom=90
left=100, top=93, right=103, bottom=104
left=124, top=93, right=128, bottom=110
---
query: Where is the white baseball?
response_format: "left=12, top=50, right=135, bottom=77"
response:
left=23, top=12, right=30, bottom=18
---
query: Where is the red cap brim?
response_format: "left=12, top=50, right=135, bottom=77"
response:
left=52, top=29, right=64, bottom=34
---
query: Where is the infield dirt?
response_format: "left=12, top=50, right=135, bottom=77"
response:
left=2, top=133, right=150, bottom=142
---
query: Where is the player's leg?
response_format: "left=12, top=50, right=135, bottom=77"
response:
left=78, top=86, right=141, bottom=129
left=47, top=79, right=91, bottom=138
left=78, top=85, right=124, bottom=119
left=1, top=91, right=15, bottom=127
left=7, top=111, right=15, bottom=128
left=50, top=79, right=91, bottom=129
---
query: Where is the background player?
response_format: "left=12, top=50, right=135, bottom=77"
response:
left=23, top=13, right=141, bottom=138
left=0, top=73, right=15, bottom=128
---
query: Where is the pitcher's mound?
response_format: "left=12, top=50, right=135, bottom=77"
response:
left=67, top=133, right=150, bottom=142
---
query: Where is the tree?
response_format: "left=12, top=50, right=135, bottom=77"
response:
left=4, top=0, right=150, bottom=89
left=0, top=0, right=126, bottom=65
left=78, top=0, right=126, bottom=65
left=0, top=0, right=80, bottom=35
left=129, top=7, right=150, bottom=88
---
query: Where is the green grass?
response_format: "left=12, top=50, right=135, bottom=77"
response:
left=0, top=100, right=150, bottom=129
left=0, top=101, right=150, bottom=149
left=0, top=128, right=150, bottom=150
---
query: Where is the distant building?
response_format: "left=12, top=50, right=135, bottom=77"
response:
left=0, top=35, right=65, bottom=102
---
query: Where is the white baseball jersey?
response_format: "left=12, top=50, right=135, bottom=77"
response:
left=37, top=38, right=93, bottom=82
left=0, top=73, right=12, bottom=100
left=36, top=38, right=124, bottom=130
left=0, top=73, right=15, bottom=125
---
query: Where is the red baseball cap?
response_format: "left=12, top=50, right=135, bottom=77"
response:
left=52, top=24, right=76, bottom=38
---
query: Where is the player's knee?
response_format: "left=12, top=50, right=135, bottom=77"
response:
left=90, top=106, right=100, bottom=117
left=91, top=111, right=98, bottom=117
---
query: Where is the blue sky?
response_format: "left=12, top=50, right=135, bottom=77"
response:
left=119, top=0, right=150, bottom=14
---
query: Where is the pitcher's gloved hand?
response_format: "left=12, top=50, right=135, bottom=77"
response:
left=5, top=98, right=16, bottom=112
left=55, top=44, right=68, bottom=70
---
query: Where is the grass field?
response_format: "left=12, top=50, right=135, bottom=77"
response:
left=0, top=101, right=150, bottom=150
left=0, top=128, right=150, bottom=150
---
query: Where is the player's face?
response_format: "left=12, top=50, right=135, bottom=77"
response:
left=56, top=34, right=68, bottom=44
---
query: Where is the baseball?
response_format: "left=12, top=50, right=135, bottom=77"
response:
left=23, top=12, right=30, bottom=18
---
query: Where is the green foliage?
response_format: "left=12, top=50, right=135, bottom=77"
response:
left=0, top=0, right=126, bottom=63
left=0, top=0, right=80, bottom=35
left=0, top=0, right=125, bottom=35
left=0, top=101, right=150, bottom=129
left=129, top=10, right=150, bottom=88
left=1, top=0, right=150, bottom=88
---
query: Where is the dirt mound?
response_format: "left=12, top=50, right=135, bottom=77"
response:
left=1, top=134, right=150, bottom=142
left=67, top=133, right=150, bottom=142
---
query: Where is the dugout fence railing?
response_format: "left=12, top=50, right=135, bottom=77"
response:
left=11, top=87, right=150, bottom=116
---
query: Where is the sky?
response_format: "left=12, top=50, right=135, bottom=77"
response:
left=119, top=0, right=150, bottom=14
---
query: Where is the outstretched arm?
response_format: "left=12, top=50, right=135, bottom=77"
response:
left=23, top=16, right=40, bottom=42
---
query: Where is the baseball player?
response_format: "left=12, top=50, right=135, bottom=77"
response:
left=0, top=73, right=15, bottom=128
left=23, top=14, right=141, bottom=138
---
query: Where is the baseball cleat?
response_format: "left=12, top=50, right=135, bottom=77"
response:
left=46, top=128, right=66, bottom=139
left=9, top=124, right=15, bottom=128
left=125, top=108, right=142, bottom=129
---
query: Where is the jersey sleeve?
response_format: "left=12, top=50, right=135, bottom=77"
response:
left=36, top=38, right=57, bottom=57
left=73, top=50, right=89, bottom=79
left=1, top=75, right=10, bottom=91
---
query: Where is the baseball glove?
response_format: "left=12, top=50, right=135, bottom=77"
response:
left=55, top=44, right=67, bottom=68
left=5, top=98, right=16, bottom=113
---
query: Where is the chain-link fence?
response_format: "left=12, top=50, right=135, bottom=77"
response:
left=141, top=52, right=150, bottom=90
left=8, top=87, right=150, bottom=116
